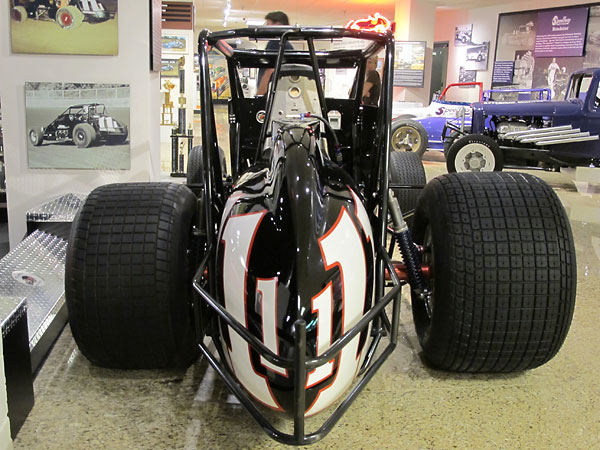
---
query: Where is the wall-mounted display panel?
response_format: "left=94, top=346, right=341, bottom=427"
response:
left=25, top=82, right=130, bottom=170
left=10, top=0, right=119, bottom=55
left=492, top=3, right=600, bottom=100
left=394, top=41, right=426, bottom=88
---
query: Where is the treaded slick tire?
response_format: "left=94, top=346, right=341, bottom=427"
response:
left=66, top=183, right=199, bottom=369
left=411, top=172, right=576, bottom=372
left=187, top=145, right=226, bottom=184
left=389, top=151, right=426, bottom=227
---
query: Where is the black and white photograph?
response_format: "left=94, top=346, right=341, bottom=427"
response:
left=458, top=66, right=476, bottom=83
left=464, top=41, right=490, bottom=70
left=454, top=24, right=472, bottom=46
left=512, top=49, right=535, bottom=88
left=25, top=82, right=130, bottom=169
left=584, top=6, right=600, bottom=68
left=532, top=56, right=584, bottom=100
left=496, top=13, right=537, bottom=61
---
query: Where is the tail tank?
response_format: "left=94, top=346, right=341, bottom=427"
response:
left=216, top=120, right=375, bottom=415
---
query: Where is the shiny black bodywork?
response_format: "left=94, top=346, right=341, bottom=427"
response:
left=191, top=27, right=402, bottom=445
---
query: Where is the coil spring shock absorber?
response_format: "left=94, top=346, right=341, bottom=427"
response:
left=388, top=189, right=433, bottom=316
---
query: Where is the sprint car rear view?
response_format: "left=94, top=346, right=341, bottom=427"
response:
left=64, top=27, right=577, bottom=445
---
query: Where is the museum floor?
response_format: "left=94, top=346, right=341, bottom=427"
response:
left=13, top=132, right=600, bottom=448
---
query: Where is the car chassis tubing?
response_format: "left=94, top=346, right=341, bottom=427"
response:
left=194, top=27, right=408, bottom=445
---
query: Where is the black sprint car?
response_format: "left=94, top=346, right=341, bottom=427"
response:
left=29, top=103, right=128, bottom=148
left=64, top=27, right=577, bottom=445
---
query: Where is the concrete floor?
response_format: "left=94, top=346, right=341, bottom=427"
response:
left=11, top=153, right=600, bottom=449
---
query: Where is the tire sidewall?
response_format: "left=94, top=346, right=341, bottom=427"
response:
left=446, top=135, right=503, bottom=173
left=411, top=180, right=455, bottom=362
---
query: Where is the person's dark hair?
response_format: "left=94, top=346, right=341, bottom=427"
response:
left=265, top=11, right=289, bottom=25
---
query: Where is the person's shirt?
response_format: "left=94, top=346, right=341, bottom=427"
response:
left=362, top=70, right=381, bottom=106
left=257, top=39, right=294, bottom=91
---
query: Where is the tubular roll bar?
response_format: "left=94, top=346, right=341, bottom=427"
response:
left=192, top=246, right=402, bottom=445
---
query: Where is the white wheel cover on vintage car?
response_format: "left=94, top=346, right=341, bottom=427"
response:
left=453, top=143, right=496, bottom=172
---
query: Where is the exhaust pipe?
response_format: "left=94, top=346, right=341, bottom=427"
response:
left=516, top=128, right=582, bottom=141
left=534, top=134, right=599, bottom=146
left=502, top=125, right=572, bottom=139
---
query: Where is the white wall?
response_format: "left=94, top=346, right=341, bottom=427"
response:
left=395, top=0, right=437, bottom=105
left=435, top=0, right=600, bottom=99
left=0, top=0, right=161, bottom=248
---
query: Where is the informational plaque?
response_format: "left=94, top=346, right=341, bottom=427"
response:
left=534, top=7, right=589, bottom=57
left=393, top=41, right=426, bottom=88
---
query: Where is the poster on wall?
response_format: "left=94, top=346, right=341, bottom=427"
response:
left=465, top=41, right=490, bottom=70
left=534, top=7, right=589, bottom=57
left=454, top=24, right=473, bottom=46
left=493, top=3, right=600, bottom=100
left=393, top=41, right=426, bottom=88
left=25, top=82, right=130, bottom=170
left=458, top=67, right=476, bottom=83
left=584, top=6, right=600, bottom=67
left=162, top=35, right=187, bottom=53
left=161, top=58, right=180, bottom=77
left=209, top=49, right=231, bottom=100
left=9, top=0, right=119, bottom=55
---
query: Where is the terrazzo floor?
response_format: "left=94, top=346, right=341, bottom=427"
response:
left=12, top=159, right=600, bottom=449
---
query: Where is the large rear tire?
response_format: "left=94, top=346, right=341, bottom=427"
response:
left=187, top=145, right=226, bottom=184
left=65, top=183, right=199, bottom=369
left=72, top=123, right=96, bottom=148
left=411, top=172, right=576, bottom=372
left=390, top=120, right=428, bottom=157
left=389, top=151, right=426, bottom=226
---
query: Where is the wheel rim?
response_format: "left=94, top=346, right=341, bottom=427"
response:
left=29, top=130, right=37, bottom=144
left=76, top=130, right=86, bottom=142
left=60, top=11, right=72, bottom=27
left=454, top=142, right=495, bottom=172
left=391, top=126, right=421, bottom=152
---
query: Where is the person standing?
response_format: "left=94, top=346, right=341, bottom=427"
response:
left=257, top=11, right=294, bottom=95
left=547, top=58, right=560, bottom=99
left=362, top=55, right=381, bottom=106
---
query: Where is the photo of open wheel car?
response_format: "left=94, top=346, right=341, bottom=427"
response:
left=11, top=0, right=113, bottom=29
left=28, top=103, right=128, bottom=148
left=64, top=26, right=577, bottom=445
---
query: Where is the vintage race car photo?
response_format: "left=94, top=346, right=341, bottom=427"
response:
left=63, top=26, right=577, bottom=445
left=28, top=103, right=128, bottom=148
left=11, top=0, right=113, bottom=29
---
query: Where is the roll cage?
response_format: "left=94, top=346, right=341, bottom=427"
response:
left=192, top=27, right=408, bottom=445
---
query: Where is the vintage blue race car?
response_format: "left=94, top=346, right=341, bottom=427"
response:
left=391, top=84, right=552, bottom=157
left=445, top=67, right=600, bottom=172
